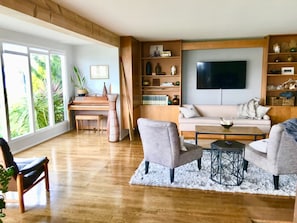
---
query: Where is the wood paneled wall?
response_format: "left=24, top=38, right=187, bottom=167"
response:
left=182, top=38, right=266, bottom=50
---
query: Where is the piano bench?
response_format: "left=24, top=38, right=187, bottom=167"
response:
left=75, top=115, right=105, bottom=133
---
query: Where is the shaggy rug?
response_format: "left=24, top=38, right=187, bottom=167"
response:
left=129, top=150, right=297, bottom=196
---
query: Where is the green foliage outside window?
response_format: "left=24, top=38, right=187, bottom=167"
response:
left=9, top=54, right=64, bottom=138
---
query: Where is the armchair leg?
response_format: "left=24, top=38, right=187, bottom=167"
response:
left=44, top=160, right=50, bottom=191
left=16, top=174, right=25, bottom=213
left=145, top=161, right=149, bottom=174
left=273, top=175, right=279, bottom=190
left=243, top=159, right=248, bottom=171
left=197, top=158, right=202, bottom=170
left=170, top=168, right=174, bottom=183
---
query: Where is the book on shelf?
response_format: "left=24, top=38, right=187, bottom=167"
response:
left=142, top=95, right=168, bottom=105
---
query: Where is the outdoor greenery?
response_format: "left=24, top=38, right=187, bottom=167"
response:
left=9, top=54, right=64, bottom=138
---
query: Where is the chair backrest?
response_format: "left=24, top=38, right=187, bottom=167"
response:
left=137, top=118, right=180, bottom=168
left=0, top=138, right=19, bottom=177
left=267, top=123, right=297, bottom=174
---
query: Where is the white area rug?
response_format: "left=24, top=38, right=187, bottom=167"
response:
left=129, top=150, right=297, bottom=196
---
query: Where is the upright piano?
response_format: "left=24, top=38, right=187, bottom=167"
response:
left=68, top=96, right=109, bottom=129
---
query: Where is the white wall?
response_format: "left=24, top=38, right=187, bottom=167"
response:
left=72, top=45, right=119, bottom=95
left=182, top=48, right=263, bottom=105
left=72, top=45, right=127, bottom=140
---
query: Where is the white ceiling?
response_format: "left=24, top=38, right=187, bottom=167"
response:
left=51, top=0, right=297, bottom=41
left=1, top=0, right=297, bottom=45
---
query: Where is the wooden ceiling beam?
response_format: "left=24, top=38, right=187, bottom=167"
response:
left=0, top=0, right=120, bottom=47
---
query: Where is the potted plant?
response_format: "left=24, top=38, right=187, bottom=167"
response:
left=71, top=66, right=88, bottom=96
left=0, top=165, right=14, bottom=220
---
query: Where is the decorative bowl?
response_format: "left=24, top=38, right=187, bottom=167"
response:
left=221, top=123, right=233, bottom=129
left=220, top=120, right=233, bottom=129
left=143, top=81, right=150, bottom=86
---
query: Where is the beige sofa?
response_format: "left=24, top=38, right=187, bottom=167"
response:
left=179, top=104, right=271, bottom=135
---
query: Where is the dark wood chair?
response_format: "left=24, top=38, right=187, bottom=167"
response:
left=0, top=138, right=49, bottom=213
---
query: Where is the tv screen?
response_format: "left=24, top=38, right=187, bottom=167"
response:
left=197, top=61, right=247, bottom=89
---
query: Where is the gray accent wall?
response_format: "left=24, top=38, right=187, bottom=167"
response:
left=182, top=48, right=263, bottom=105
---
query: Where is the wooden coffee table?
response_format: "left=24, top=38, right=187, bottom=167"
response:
left=195, top=125, right=266, bottom=146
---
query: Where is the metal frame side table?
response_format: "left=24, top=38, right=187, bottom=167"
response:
left=210, top=140, right=245, bottom=186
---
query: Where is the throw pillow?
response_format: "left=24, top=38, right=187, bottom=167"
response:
left=256, top=105, right=271, bottom=119
left=179, top=105, right=200, bottom=118
left=238, top=99, right=257, bottom=119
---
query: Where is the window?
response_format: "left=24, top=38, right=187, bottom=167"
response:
left=1, top=43, right=66, bottom=139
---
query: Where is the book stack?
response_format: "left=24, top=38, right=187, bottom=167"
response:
left=142, top=95, right=168, bottom=105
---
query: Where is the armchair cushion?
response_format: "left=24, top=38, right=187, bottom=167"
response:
left=179, top=136, right=187, bottom=151
left=249, top=139, right=268, bottom=153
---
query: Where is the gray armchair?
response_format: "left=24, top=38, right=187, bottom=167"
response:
left=137, top=118, right=203, bottom=183
left=244, top=121, right=297, bottom=190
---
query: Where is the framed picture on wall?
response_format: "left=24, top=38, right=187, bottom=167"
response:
left=90, top=65, right=109, bottom=79
left=150, top=45, right=163, bottom=57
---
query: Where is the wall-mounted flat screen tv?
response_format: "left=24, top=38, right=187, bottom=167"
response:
left=196, top=60, right=247, bottom=89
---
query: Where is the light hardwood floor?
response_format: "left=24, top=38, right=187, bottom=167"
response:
left=3, top=130, right=295, bottom=223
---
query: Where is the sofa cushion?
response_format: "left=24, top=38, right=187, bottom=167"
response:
left=232, top=118, right=270, bottom=125
left=180, top=117, right=221, bottom=125
left=179, top=105, right=200, bottom=118
left=178, top=104, right=272, bottom=134
left=194, top=105, right=238, bottom=118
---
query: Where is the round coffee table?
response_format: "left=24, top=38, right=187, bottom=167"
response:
left=210, top=140, right=245, bottom=186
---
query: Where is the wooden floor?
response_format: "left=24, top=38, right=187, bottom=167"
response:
left=3, top=130, right=295, bottom=223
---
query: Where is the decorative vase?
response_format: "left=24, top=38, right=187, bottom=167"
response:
left=170, top=65, right=177, bottom=75
left=102, top=82, right=108, bottom=96
left=172, top=95, right=179, bottom=105
left=155, top=63, right=161, bottom=74
left=146, top=62, right=152, bottom=75
left=287, top=55, right=294, bottom=62
left=273, top=43, right=280, bottom=53
left=107, top=94, right=119, bottom=142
